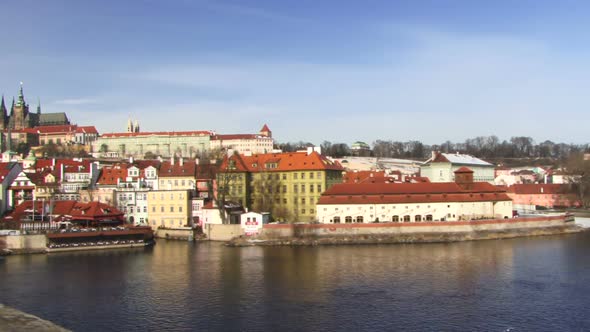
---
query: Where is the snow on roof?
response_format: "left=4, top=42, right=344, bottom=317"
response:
left=440, top=153, right=493, bottom=167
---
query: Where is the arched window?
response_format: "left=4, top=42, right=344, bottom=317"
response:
left=426, top=214, right=433, bottom=221
left=403, top=215, right=411, bottom=222
left=356, top=216, right=364, bottom=223
left=333, top=216, right=341, bottom=223
left=415, top=215, right=422, bottom=222
left=345, top=216, right=353, bottom=223
left=392, top=215, right=399, bottom=222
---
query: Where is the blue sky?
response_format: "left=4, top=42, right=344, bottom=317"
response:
left=1, top=0, right=589, bottom=145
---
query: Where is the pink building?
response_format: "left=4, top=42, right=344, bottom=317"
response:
left=506, top=184, right=580, bottom=208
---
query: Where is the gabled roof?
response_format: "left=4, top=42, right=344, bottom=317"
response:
left=260, top=124, right=271, bottom=132
left=425, top=152, right=493, bottom=167
left=39, top=112, right=69, bottom=125
left=76, top=126, right=99, bottom=134
left=97, top=164, right=129, bottom=185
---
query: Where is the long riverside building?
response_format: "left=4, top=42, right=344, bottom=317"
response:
left=317, top=167, right=513, bottom=224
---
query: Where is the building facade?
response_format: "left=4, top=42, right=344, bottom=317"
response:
left=317, top=168, right=512, bottom=224
left=217, top=148, right=345, bottom=222
left=421, top=152, right=495, bottom=183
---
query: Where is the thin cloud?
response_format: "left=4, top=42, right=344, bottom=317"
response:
left=53, top=98, right=100, bottom=106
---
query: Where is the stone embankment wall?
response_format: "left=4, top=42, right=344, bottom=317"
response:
left=0, top=235, right=46, bottom=254
left=259, top=216, right=567, bottom=238
left=228, top=215, right=582, bottom=246
left=204, top=224, right=244, bottom=241
left=154, top=228, right=193, bottom=240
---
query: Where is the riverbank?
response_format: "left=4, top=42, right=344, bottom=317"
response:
left=228, top=215, right=586, bottom=246
left=0, top=304, right=69, bottom=332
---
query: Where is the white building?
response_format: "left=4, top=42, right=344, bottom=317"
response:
left=420, top=152, right=495, bottom=183
left=317, top=168, right=512, bottom=223
left=209, top=124, right=274, bottom=154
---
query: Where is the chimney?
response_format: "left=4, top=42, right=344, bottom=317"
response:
left=170, top=156, right=174, bottom=166
left=129, top=156, right=134, bottom=163
left=454, top=167, right=474, bottom=190
left=195, top=157, right=200, bottom=165
left=180, top=157, right=184, bottom=166
left=432, top=151, right=437, bottom=160
left=307, top=147, right=313, bottom=155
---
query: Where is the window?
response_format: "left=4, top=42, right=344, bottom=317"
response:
left=293, top=184, right=298, bottom=193
left=301, top=172, right=305, bottom=179
left=282, top=174, right=287, bottom=180
left=355, top=216, right=364, bottom=223
left=301, top=198, right=306, bottom=205
left=301, top=184, right=305, bottom=193
left=310, top=172, right=314, bottom=179
left=170, top=206, right=174, bottom=212
left=179, top=206, right=183, bottom=212
left=144, top=206, right=147, bottom=213
left=404, top=215, right=410, bottom=222
left=130, top=207, right=134, bottom=213
left=310, top=209, right=314, bottom=214
left=426, top=214, right=433, bottom=221
left=282, top=185, right=287, bottom=193
left=333, top=216, right=341, bottom=223
left=161, top=206, right=164, bottom=212
left=301, top=209, right=306, bottom=214
left=415, top=215, right=422, bottom=222
left=283, top=198, right=287, bottom=204
left=293, top=173, right=298, bottom=180
left=345, top=216, right=353, bottom=223
left=317, top=184, right=322, bottom=192
left=317, top=172, right=322, bottom=179
left=310, top=185, right=314, bottom=193
left=392, top=215, right=399, bottom=222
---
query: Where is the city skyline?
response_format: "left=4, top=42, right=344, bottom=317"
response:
left=1, top=1, right=589, bottom=145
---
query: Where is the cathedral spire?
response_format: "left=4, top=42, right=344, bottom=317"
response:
left=0, top=95, right=6, bottom=118
left=37, top=98, right=41, bottom=114
left=16, top=82, right=25, bottom=107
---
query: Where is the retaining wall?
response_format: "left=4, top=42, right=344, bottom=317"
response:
left=258, top=215, right=568, bottom=239
left=0, top=234, right=47, bottom=253
left=154, top=228, right=193, bottom=240
left=204, top=224, right=244, bottom=241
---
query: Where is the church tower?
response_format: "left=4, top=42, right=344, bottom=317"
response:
left=0, top=96, right=7, bottom=131
left=127, top=118, right=133, bottom=133
left=11, top=83, right=29, bottom=130
left=134, top=119, right=140, bottom=133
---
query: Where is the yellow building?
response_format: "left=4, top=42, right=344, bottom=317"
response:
left=158, top=157, right=197, bottom=190
left=147, top=189, right=191, bottom=230
left=218, top=148, right=344, bottom=222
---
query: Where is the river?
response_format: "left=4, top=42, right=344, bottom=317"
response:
left=2, top=220, right=590, bottom=331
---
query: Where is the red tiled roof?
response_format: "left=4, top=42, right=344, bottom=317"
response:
left=260, top=124, right=271, bottom=132
left=159, top=159, right=197, bottom=177
left=97, top=164, right=129, bottom=185
left=0, top=162, right=17, bottom=179
left=220, top=151, right=344, bottom=172
left=2, top=200, right=124, bottom=222
left=318, top=182, right=510, bottom=205
left=34, top=125, right=78, bottom=134
left=76, top=126, right=99, bottom=134
left=101, top=131, right=212, bottom=138
left=454, top=167, right=474, bottom=173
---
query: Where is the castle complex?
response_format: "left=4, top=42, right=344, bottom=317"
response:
left=1, top=84, right=70, bottom=131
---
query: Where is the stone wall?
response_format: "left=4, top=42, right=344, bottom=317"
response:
left=258, top=215, right=568, bottom=239
left=0, top=234, right=47, bottom=254
left=204, top=224, right=244, bottom=241
left=154, top=228, right=193, bottom=240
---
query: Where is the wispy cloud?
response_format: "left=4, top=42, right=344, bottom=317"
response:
left=53, top=98, right=101, bottom=106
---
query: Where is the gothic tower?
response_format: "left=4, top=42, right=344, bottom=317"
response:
left=10, top=83, right=29, bottom=130
left=0, top=96, right=7, bottom=131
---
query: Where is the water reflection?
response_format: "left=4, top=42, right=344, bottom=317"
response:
left=1, top=233, right=590, bottom=331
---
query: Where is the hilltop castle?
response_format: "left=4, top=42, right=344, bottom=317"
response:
left=0, top=84, right=70, bottom=131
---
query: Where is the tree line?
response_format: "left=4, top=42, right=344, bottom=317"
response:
left=278, top=136, right=589, bottom=162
